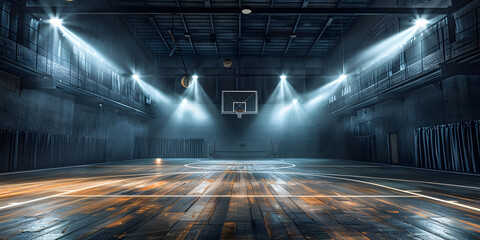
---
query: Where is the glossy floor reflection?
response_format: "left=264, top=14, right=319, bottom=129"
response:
left=0, top=159, right=480, bottom=239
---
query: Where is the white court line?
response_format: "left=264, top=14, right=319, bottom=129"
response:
left=56, top=194, right=418, bottom=198
left=318, top=173, right=480, bottom=191
left=0, top=180, right=123, bottom=211
left=3, top=170, right=478, bottom=193
left=0, top=173, right=167, bottom=211
left=1, top=164, right=479, bottom=213
left=323, top=175, right=480, bottom=213
left=184, top=161, right=296, bottom=170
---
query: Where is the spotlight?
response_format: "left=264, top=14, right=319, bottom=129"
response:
left=155, top=158, right=162, bottom=164
left=49, top=18, right=63, bottom=27
left=280, top=75, right=287, bottom=81
left=292, top=98, right=298, bottom=104
left=182, top=98, right=188, bottom=104
left=241, top=6, right=252, bottom=15
left=132, top=74, right=140, bottom=81
left=338, top=74, right=347, bottom=82
left=414, top=18, right=429, bottom=28
left=192, top=75, right=198, bottom=81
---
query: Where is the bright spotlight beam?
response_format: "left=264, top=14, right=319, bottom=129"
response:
left=280, top=75, right=287, bottom=81
left=49, top=18, right=63, bottom=27
left=414, top=18, right=429, bottom=28
left=132, top=74, right=140, bottom=81
left=292, top=98, right=298, bottom=104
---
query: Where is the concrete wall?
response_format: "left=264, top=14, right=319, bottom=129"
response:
left=325, top=75, right=480, bottom=165
left=322, top=0, right=480, bottom=166
left=147, top=56, right=331, bottom=158
left=150, top=104, right=322, bottom=158
left=0, top=70, right=149, bottom=162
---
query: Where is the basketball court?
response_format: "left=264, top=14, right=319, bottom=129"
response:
left=1, top=0, right=480, bottom=239
left=0, top=158, right=479, bottom=239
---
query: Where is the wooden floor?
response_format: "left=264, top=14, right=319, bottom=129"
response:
left=0, top=159, right=480, bottom=239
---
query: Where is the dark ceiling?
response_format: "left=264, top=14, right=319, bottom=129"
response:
left=113, top=0, right=373, bottom=57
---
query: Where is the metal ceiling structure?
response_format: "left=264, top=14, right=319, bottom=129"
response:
left=119, top=0, right=374, bottom=57
left=26, top=0, right=451, bottom=57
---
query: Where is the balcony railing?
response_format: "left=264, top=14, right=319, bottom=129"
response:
left=0, top=33, right=151, bottom=116
left=329, top=5, right=480, bottom=114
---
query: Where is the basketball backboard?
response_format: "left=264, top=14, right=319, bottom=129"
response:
left=221, top=90, right=258, bottom=118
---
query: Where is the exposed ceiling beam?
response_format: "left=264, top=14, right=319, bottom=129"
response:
left=283, top=15, right=302, bottom=57
left=284, top=0, right=307, bottom=57
left=148, top=16, right=171, bottom=53
left=210, top=15, right=219, bottom=57
left=302, top=0, right=309, bottom=8
left=204, top=0, right=218, bottom=57
left=261, top=0, right=275, bottom=57
left=306, top=17, right=333, bottom=55
left=238, top=0, right=242, bottom=59
left=176, top=0, right=196, bottom=56
left=261, top=15, right=271, bottom=57
left=238, top=14, right=242, bottom=59
left=306, top=0, right=343, bottom=56
left=27, top=7, right=450, bottom=16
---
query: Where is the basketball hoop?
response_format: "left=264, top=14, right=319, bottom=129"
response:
left=221, top=90, right=258, bottom=119
left=234, top=109, right=244, bottom=118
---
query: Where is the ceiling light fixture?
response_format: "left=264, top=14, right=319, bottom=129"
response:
left=49, top=18, right=63, bottom=27
left=414, top=18, right=429, bottom=28
left=241, top=6, right=252, bottom=15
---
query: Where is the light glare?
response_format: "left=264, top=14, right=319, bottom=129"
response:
left=338, top=74, right=347, bottom=82
left=280, top=75, right=287, bottom=81
left=292, top=99, right=298, bottom=104
left=49, top=18, right=63, bottom=27
left=414, top=18, right=429, bottom=28
left=182, top=98, right=188, bottom=104
left=132, top=74, right=140, bottom=81
left=192, top=75, right=198, bottom=81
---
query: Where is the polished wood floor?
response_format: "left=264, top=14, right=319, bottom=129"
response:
left=0, top=158, right=480, bottom=239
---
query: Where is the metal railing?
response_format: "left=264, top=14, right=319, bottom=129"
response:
left=329, top=6, right=480, bottom=113
left=0, top=27, right=150, bottom=115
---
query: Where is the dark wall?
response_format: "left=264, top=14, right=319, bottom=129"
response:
left=0, top=69, right=150, bottom=169
left=150, top=104, right=322, bottom=158
left=325, top=75, right=480, bottom=165
left=148, top=56, right=331, bottom=158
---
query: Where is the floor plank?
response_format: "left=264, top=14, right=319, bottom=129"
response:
left=0, top=159, right=479, bottom=239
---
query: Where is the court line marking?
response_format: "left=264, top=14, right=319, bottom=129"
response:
left=184, top=161, right=296, bottom=170
left=315, top=173, right=480, bottom=191
left=1, top=167, right=479, bottom=213
left=0, top=174, right=163, bottom=211
left=322, top=175, right=480, bottom=213
left=2, top=170, right=479, bottom=192
left=56, top=194, right=418, bottom=198
left=0, top=180, right=123, bottom=211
